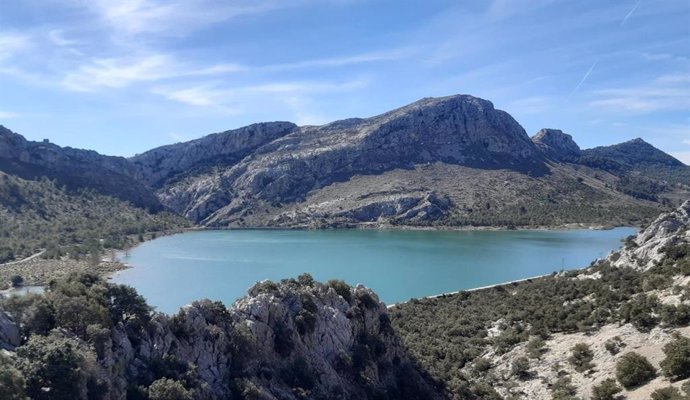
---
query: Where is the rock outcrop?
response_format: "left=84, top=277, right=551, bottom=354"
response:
left=613, top=200, right=690, bottom=270
left=531, top=128, right=581, bottom=161
left=80, top=278, right=444, bottom=399
left=0, top=311, right=20, bottom=350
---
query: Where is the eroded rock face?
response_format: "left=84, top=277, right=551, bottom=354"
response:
left=0, top=311, right=20, bottom=350
left=531, top=128, right=581, bottom=161
left=94, top=278, right=445, bottom=399
left=148, top=95, right=547, bottom=225
left=130, top=122, right=297, bottom=188
left=613, top=200, right=690, bottom=270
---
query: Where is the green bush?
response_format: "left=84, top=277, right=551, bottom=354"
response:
left=511, top=356, right=531, bottom=379
left=650, top=386, right=684, bottom=400
left=328, top=280, right=352, bottom=303
left=591, top=378, right=622, bottom=400
left=10, top=275, right=23, bottom=288
left=604, top=336, right=624, bottom=355
left=148, top=378, right=193, bottom=400
left=615, top=352, right=656, bottom=389
left=568, top=343, right=594, bottom=372
left=0, top=353, right=26, bottom=400
left=660, top=335, right=690, bottom=380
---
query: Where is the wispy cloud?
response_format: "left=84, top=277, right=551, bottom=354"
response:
left=0, top=32, right=31, bottom=62
left=262, top=48, right=416, bottom=71
left=83, top=0, right=318, bottom=37
left=61, top=54, right=246, bottom=92
left=620, top=0, right=642, bottom=26
left=589, top=72, right=690, bottom=113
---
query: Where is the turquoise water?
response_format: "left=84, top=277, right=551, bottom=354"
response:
left=113, top=228, right=636, bottom=314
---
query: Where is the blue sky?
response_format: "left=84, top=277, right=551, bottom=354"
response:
left=0, top=0, right=688, bottom=162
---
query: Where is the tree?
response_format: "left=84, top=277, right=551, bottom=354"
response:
left=591, top=378, right=622, bottom=400
left=660, top=335, right=690, bottom=380
left=148, top=378, right=193, bottom=400
left=16, top=334, right=96, bottom=400
left=0, top=353, right=26, bottom=400
left=615, top=352, right=656, bottom=389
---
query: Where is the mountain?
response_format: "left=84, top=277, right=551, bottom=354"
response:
left=127, top=95, right=688, bottom=228
left=2, top=94, right=689, bottom=233
left=0, top=125, right=161, bottom=211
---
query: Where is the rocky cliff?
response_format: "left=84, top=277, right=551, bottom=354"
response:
left=0, top=276, right=445, bottom=400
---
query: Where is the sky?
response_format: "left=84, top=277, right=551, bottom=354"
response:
left=0, top=0, right=689, bottom=162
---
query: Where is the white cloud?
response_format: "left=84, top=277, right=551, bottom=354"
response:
left=588, top=73, right=690, bottom=113
left=61, top=54, right=246, bottom=92
left=263, top=48, right=416, bottom=71
left=508, top=96, right=554, bottom=115
left=0, top=32, right=31, bottom=62
left=83, top=0, right=311, bottom=37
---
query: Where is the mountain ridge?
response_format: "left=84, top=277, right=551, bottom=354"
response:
left=1, top=94, right=688, bottom=230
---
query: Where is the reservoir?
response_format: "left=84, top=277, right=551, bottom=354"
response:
left=113, top=227, right=636, bottom=314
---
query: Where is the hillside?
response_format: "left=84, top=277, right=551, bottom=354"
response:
left=391, top=201, right=690, bottom=399
left=0, top=171, right=189, bottom=265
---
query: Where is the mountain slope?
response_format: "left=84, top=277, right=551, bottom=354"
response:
left=134, top=95, right=685, bottom=228
left=0, top=125, right=161, bottom=211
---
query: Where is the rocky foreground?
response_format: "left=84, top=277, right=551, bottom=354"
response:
left=0, top=274, right=443, bottom=399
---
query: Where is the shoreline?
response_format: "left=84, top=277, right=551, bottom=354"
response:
left=387, top=273, right=555, bottom=309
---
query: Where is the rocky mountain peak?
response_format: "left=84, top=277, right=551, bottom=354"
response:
left=531, top=128, right=581, bottom=160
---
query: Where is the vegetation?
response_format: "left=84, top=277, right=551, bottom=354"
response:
left=0, top=172, right=190, bottom=263
left=591, top=378, right=622, bottom=400
left=660, top=334, right=690, bottom=380
left=568, top=343, right=594, bottom=372
left=615, top=352, right=656, bottom=389
left=391, top=239, right=690, bottom=399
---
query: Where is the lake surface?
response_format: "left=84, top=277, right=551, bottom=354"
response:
left=113, top=227, right=636, bottom=314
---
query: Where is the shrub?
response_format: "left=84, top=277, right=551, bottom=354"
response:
left=0, top=353, right=26, bottom=400
left=604, top=336, right=624, bottom=355
left=148, top=378, right=193, bottom=400
left=327, top=280, right=352, bottom=303
left=526, top=337, right=546, bottom=359
left=650, top=387, right=684, bottom=400
left=615, top=352, right=656, bottom=389
left=568, top=343, right=594, bottom=372
left=591, top=378, right=622, bottom=400
left=660, top=335, right=690, bottom=380
left=550, top=376, right=577, bottom=399
left=511, top=356, right=531, bottom=379
left=473, top=357, right=491, bottom=373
